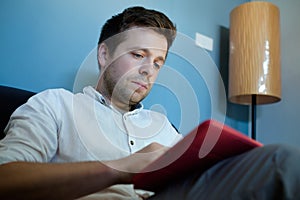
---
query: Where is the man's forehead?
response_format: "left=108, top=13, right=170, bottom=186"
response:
left=118, top=28, right=168, bottom=51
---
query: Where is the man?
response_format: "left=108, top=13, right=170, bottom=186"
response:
left=1, top=6, right=300, bottom=200
left=0, top=6, right=181, bottom=199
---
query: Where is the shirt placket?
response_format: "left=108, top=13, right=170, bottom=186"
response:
left=122, top=113, right=140, bottom=154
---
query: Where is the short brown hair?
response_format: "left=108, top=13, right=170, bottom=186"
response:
left=98, top=6, right=177, bottom=54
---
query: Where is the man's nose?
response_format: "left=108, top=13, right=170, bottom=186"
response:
left=139, top=59, right=155, bottom=76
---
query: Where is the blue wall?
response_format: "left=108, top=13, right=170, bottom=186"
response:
left=0, top=0, right=249, bottom=135
left=252, top=0, right=300, bottom=147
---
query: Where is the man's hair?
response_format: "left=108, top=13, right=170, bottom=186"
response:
left=98, top=6, right=177, bottom=54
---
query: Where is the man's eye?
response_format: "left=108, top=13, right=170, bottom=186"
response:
left=153, top=62, right=162, bottom=69
left=133, top=53, right=143, bottom=59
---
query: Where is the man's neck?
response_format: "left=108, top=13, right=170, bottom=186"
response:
left=98, top=91, right=131, bottom=113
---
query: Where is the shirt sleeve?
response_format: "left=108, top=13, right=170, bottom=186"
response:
left=0, top=89, right=62, bottom=164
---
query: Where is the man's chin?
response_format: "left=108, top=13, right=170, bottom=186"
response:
left=130, top=92, right=147, bottom=104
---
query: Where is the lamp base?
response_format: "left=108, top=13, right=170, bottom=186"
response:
left=251, top=95, right=256, bottom=140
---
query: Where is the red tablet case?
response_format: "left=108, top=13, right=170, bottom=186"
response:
left=132, top=119, right=263, bottom=192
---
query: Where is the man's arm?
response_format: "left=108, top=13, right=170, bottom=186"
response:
left=0, top=142, right=167, bottom=200
left=0, top=161, right=120, bottom=200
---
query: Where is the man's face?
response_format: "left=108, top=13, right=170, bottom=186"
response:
left=100, top=28, right=168, bottom=109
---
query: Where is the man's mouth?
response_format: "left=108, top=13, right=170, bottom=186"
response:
left=132, top=81, right=148, bottom=89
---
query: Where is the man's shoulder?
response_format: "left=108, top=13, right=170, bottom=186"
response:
left=24, top=88, right=75, bottom=109
left=33, top=88, right=74, bottom=99
left=39, top=88, right=73, bottom=95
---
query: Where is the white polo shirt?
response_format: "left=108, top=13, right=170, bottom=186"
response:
left=0, top=86, right=182, bottom=164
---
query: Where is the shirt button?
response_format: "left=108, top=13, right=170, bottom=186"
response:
left=130, top=140, right=134, bottom=145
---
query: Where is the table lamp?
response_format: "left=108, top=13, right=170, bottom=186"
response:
left=228, top=1, right=281, bottom=140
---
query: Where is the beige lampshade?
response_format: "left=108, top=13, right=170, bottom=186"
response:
left=228, top=1, right=281, bottom=105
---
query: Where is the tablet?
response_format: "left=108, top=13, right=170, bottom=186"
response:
left=132, top=119, right=263, bottom=192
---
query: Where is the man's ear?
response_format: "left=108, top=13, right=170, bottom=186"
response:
left=97, top=43, right=110, bottom=69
